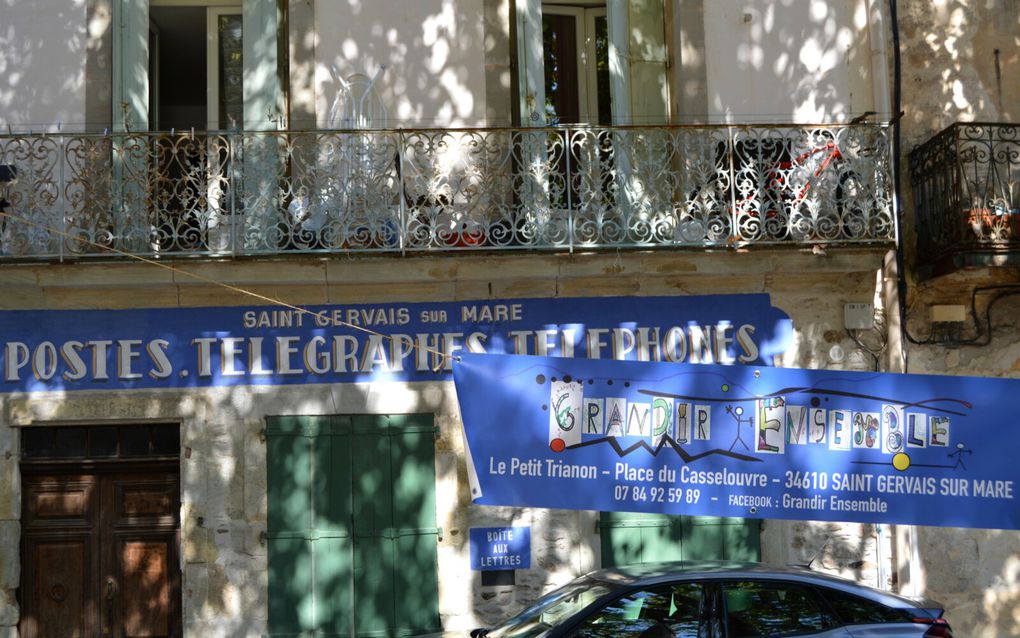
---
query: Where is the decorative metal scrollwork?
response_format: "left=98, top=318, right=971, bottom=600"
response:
left=0, top=124, right=894, bottom=260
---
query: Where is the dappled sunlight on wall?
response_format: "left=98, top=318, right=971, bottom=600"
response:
left=0, top=0, right=88, bottom=132
left=315, top=0, right=487, bottom=128
left=917, top=526, right=1020, bottom=637
left=901, top=0, right=1018, bottom=145
left=705, top=0, right=871, bottom=124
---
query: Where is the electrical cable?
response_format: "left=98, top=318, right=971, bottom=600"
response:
left=948, top=284, right=1020, bottom=347
left=846, top=327, right=885, bottom=371
left=0, top=208, right=459, bottom=368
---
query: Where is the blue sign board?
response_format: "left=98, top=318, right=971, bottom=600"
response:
left=0, top=294, right=791, bottom=392
left=469, top=527, right=531, bottom=570
left=454, top=353, right=1020, bottom=531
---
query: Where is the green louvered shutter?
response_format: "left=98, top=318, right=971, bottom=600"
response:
left=267, top=416, right=354, bottom=637
left=352, top=415, right=441, bottom=637
left=267, top=415, right=439, bottom=637
left=681, top=516, right=760, bottom=562
left=599, top=512, right=760, bottom=567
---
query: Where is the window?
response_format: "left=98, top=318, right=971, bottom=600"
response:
left=490, top=581, right=612, bottom=638
left=817, top=587, right=914, bottom=625
left=542, top=5, right=610, bottom=125
left=21, top=425, right=180, bottom=460
left=722, top=581, right=836, bottom=638
left=516, top=0, right=669, bottom=126
left=572, top=583, right=706, bottom=638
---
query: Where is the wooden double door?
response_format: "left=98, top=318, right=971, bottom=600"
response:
left=20, top=464, right=182, bottom=638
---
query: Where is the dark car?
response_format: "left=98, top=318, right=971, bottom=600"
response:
left=471, top=561, right=952, bottom=638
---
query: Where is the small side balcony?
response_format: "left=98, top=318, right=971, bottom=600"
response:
left=0, top=124, right=894, bottom=261
left=911, top=123, right=1020, bottom=278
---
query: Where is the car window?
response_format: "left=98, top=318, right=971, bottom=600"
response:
left=570, top=583, right=706, bottom=638
left=488, top=581, right=614, bottom=638
left=816, top=587, right=914, bottom=625
left=722, top=581, right=836, bottom=638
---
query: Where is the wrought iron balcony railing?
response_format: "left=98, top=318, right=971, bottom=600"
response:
left=910, top=123, right=1020, bottom=274
left=0, top=124, right=893, bottom=260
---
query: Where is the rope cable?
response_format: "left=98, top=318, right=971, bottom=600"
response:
left=0, top=208, right=459, bottom=367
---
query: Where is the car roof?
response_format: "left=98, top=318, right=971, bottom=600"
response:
left=583, top=560, right=939, bottom=611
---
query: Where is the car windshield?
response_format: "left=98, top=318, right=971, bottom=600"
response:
left=486, top=577, right=615, bottom=638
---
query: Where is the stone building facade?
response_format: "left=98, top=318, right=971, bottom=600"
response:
left=0, top=0, right=1017, bottom=636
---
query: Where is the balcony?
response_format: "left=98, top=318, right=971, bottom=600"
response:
left=0, top=124, right=893, bottom=261
left=911, top=123, right=1020, bottom=278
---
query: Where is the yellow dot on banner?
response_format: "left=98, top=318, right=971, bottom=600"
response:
left=892, top=452, right=911, bottom=472
left=722, top=384, right=729, bottom=392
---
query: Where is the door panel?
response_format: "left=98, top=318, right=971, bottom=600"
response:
left=118, top=540, right=172, bottom=637
left=20, top=467, right=181, bottom=638
left=24, top=537, right=93, bottom=638
left=20, top=475, right=98, bottom=638
left=24, top=476, right=95, bottom=529
left=103, top=473, right=181, bottom=638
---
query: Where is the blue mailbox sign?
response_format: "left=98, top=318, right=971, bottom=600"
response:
left=469, top=527, right=532, bottom=571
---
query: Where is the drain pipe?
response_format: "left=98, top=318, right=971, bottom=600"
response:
left=867, top=0, right=892, bottom=121
left=883, top=0, right=926, bottom=600
left=867, top=0, right=915, bottom=596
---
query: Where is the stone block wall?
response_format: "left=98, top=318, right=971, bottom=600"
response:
left=0, top=248, right=900, bottom=636
left=895, top=3, right=1020, bottom=630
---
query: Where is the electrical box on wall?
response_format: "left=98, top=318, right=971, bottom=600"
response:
left=844, top=303, right=874, bottom=330
left=931, top=305, right=966, bottom=323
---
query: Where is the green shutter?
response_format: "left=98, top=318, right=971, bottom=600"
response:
left=267, top=415, right=439, bottom=637
left=267, top=416, right=318, bottom=635
left=681, top=516, right=761, bottom=562
left=599, top=512, right=760, bottom=567
left=385, top=416, right=441, bottom=636
left=267, top=416, right=354, bottom=637
left=351, top=415, right=441, bottom=637
left=317, top=417, right=355, bottom=637
left=352, top=416, right=396, bottom=638
left=599, top=512, right=683, bottom=566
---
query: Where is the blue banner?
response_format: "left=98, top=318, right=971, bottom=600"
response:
left=454, top=353, right=1020, bottom=530
left=469, top=527, right=531, bottom=570
left=0, top=294, right=790, bottom=392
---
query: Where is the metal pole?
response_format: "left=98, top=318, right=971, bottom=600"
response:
left=399, top=130, right=407, bottom=256
left=566, top=128, right=573, bottom=253
left=59, top=133, right=66, bottom=262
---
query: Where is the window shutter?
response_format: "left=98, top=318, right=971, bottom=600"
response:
left=682, top=516, right=762, bottom=562
left=627, top=0, right=669, bottom=125
left=599, top=513, right=761, bottom=566
left=267, top=415, right=439, bottom=637
left=267, top=416, right=318, bottom=633
left=351, top=415, right=442, bottom=637
left=385, top=415, right=442, bottom=635
left=267, top=416, right=354, bottom=636
left=599, top=511, right=683, bottom=566
left=516, top=0, right=547, bottom=126
left=606, top=0, right=669, bottom=125
left=242, top=0, right=284, bottom=130
left=112, top=0, right=148, bottom=131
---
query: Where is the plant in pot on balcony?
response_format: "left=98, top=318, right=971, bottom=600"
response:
left=965, top=177, right=1019, bottom=242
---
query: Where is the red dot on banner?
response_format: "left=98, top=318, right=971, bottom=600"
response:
left=550, top=438, right=566, bottom=453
